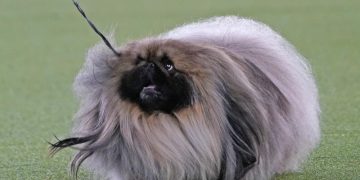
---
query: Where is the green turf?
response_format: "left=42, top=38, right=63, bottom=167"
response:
left=0, top=0, right=359, bottom=179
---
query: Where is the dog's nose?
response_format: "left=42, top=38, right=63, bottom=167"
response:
left=148, top=62, right=155, bottom=69
left=145, top=62, right=156, bottom=72
left=144, top=62, right=156, bottom=78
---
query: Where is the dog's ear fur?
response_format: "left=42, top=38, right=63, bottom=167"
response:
left=217, top=91, right=258, bottom=179
left=218, top=87, right=262, bottom=180
left=226, top=95, right=258, bottom=178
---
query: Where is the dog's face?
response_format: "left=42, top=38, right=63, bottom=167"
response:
left=118, top=40, right=198, bottom=113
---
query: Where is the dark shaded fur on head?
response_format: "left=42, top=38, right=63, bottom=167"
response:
left=50, top=17, right=320, bottom=180
left=119, top=51, right=193, bottom=113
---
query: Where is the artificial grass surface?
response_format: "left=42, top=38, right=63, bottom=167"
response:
left=0, top=0, right=359, bottom=179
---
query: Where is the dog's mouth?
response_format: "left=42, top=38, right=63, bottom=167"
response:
left=140, top=84, right=163, bottom=101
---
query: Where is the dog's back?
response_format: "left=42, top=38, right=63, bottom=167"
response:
left=162, top=16, right=321, bottom=178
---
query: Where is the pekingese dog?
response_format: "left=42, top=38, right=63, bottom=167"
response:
left=50, top=2, right=320, bottom=180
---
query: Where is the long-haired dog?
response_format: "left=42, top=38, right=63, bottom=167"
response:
left=50, top=1, right=320, bottom=180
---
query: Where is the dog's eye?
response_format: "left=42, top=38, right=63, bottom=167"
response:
left=135, top=55, right=145, bottom=65
left=164, top=63, right=174, bottom=71
left=161, top=55, right=174, bottom=72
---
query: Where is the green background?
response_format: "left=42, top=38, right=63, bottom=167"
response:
left=0, top=0, right=359, bottom=179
